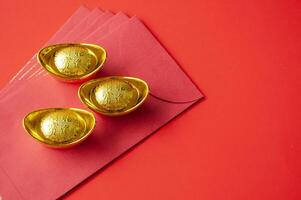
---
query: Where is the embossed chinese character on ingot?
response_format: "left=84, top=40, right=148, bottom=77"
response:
left=23, top=108, right=95, bottom=148
left=37, top=43, right=106, bottom=82
left=78, top=76, right=149, bottom=116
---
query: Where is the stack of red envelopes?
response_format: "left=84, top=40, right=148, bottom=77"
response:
left=0, top=6, right=203, bottom=200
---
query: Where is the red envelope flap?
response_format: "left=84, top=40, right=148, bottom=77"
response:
left=94, top=17, right=203, bottom=103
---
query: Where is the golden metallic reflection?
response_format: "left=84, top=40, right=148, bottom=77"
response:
left=23, top=108, right=96, bottom=148
left=78, top=77, right=149, bottom=116
left=37, top=43, right=106, bottom=82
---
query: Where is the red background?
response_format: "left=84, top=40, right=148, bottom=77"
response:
left=0, top=0, right=300, bottom=199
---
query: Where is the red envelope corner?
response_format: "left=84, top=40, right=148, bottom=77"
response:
left=0, top=16, right=204, bottom=200
left=64, top=10, right=113, bottom=42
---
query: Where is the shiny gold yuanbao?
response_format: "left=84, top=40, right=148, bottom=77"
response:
left=25, top=44, right=149, bottom=148
left=78, top=76, right=149, bottom=116
left=37, top=43, right=106, bottom=82
left=23, top=108, right=96, bottom=148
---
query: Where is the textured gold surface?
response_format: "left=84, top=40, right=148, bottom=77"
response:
left=40, top=110, right=85, bottom=143
left=78, top=76, right=149, bottom=116
left=54, top=46, right=94, bottom=76
left=23, top=108, right=96, bottom=148
left=94, top=79, right=139, bottom=111
left=37, top=43, right=106, bottom=82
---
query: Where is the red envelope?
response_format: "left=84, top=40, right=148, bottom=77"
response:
left=0, top=17, right=203, bottom=199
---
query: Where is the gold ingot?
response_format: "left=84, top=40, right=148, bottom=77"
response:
left=23, top=108, right=96, bottom=148
left=78, top=77, right=149, bottom=116
left=37, top=43, right=106, bottom=82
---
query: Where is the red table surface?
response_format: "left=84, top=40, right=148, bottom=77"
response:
left=0, top=0, right=300, bottom=199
